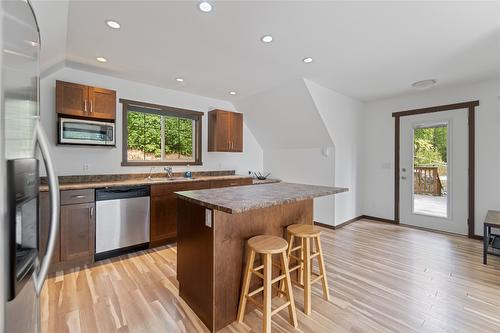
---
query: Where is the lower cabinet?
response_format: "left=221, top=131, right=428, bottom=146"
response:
left=39, top=189, right=95, bottom=272
left=150, top=181, right=210, bottom=247
left=60, top=202, right=95, bottom=262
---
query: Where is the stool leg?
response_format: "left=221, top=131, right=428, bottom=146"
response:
left=281, top=251, right=298, bottom=328
left=315, top=235, right=330, bottom=301
left=237, top=249, right=255, bottom=323
left=299, top=237, right=305, bottom=286
left=263, top=253, right=272, bottom=333
left=304, top=237, right=312, bottom=315
left=280, top=234, right=294, bottom=295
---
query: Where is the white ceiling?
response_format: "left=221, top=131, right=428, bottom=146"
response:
left=35, top=1, right=500, bottom=102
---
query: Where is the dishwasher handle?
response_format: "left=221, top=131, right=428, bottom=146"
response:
left=95, top=186, right=150, bottom=201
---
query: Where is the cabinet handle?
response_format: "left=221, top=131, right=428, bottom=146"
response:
left=71, top=195, right=86, bottom=199
left=89, top=207, right=94, bottom=218
left=90, top=100, right=93, bottom=113
left=84, top=100, right=88, bottom=112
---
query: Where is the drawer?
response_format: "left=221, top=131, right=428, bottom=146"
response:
left=151, top=181, right=210, bottom=197
left=60, top=189, right=95, bottom=205
left=210, top=178, right=252, bottom=188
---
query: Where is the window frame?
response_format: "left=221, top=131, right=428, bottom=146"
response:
left=120, top=98, right=203, bottom=166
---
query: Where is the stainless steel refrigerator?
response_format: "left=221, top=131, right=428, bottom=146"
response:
left=1, top=0, right=60, bottom=332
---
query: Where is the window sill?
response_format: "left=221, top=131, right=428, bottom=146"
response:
left=121, top=161, right=203, bottom=167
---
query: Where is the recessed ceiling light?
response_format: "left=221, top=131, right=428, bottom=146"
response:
left=261, top=35, right=273, bottom=43
left=229, top=91, right=237, bottom=95
left=96, top=57, right=107, bottom=63
left=411, top=79, right=437, bottom=89
left=198, top=1, right=212, bottom=12
left=175, top=77, right=184, bottom=82
left=302, top=57, right=313, bottom=63
left=105, top=20, right=121, bottom=29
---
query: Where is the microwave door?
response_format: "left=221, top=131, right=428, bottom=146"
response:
left=60, top=119, right=115, bottom=145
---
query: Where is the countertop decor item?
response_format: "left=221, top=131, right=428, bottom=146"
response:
left=252, top=171, right=271, bottom=180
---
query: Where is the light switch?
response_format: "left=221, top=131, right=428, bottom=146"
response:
left=205, top=209, right=212, bottom=228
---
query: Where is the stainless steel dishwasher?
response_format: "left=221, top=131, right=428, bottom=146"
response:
left=95, top=186, right=150, bottom=260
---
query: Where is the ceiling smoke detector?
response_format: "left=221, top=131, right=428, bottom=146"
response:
left=411, top=79, right=437, bottom=89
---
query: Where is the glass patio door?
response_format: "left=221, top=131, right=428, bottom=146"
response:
left=399, top=109, right=468, bottom=235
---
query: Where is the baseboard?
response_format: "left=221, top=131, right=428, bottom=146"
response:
left=470, top=234, right=483, bottom=241
left=360, top=215, right=398, bottom=224
left=314, top=215, right=396, bottom=230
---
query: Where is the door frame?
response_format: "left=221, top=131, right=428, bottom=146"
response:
left=392, top=100, right=479, bottom=238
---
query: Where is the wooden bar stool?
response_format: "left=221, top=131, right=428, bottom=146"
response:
left=282, top=224, right=329, bottom=315
left=237, top=235, right=298, bottom=333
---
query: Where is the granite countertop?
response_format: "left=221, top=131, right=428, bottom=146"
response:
left=39, top=174, right=253, bottom=192
left=176, top=182, right=348, bottom=214
left=252, top=178, right=281, bottom=185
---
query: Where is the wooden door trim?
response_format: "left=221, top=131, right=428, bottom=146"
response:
left=392, top=100, right=479, bottom=238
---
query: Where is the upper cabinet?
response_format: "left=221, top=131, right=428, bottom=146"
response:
left=208, top=109, right=243, bottom=152
left=56, top=80, right=116, bottom=120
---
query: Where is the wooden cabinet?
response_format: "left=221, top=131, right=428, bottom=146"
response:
left=208, top=110, right=243, bottom=152
left=56, top=80, right=116, bottom=120
left=60, top=202, right=95, bottom=262
left=209, top=178, right=252, bottom=188
left=150, top=181, right=210, bottom=247
left=39, top=189, right=95, bottom=272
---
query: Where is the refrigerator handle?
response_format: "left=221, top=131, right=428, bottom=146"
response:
left=33, top=121, right=60, bottom=295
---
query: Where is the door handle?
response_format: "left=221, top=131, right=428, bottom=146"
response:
left=33, top=121, right=60, bottom=295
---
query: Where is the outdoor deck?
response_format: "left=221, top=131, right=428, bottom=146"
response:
left=414, top=194, right=447, bottom=217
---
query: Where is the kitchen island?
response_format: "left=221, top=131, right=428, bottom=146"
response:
left=175, top=182, right=347, bottom=332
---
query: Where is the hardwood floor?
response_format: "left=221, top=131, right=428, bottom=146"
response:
left=41, top=219, right=500, bottom=333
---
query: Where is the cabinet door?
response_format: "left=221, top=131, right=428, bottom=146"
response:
left=208, top=110, right=231, bottom=152
left=38, top=192, right=60, bottom=269
left=150, top=181, right=210, bottom=247
left=229, top=112, right=243, bottom=152
left=56, top=81, right=89, bottom=117
left=89, top=87, right=116, bottom=120
left=60, top=202, right=95, bottom=262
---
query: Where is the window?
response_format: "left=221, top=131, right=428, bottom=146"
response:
left=120, top=99, right=203, bottom=166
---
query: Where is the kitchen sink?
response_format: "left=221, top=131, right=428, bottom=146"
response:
left=145, top=177, right=195, bottom=182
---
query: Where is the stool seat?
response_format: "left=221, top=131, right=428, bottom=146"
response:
left=287, top=224, right=321, bottom=238
left=248, top=235, right=288, bottom=254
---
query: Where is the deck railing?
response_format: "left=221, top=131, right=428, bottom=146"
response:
left=414, top=166, right=443, bottom=196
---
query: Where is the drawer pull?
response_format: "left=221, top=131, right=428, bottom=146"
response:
left=230, top=183, right=238, bottom=186
left=71, top=195, right=86, bottom=199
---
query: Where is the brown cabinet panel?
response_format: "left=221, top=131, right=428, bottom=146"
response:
left=210, top=178, right=252, bottom=189
left=56, top=80, right=116, bottom=120
left=230, top=112, right=243, bottom=152
left=89, top=87, right=116, bottom=120
left=150, top=181, right=210, bottom=247
left=60, top=189, right=95, bottom=205
left=38, top=192, right=60, bottom=269
left=60, top=202, right=95, bottom=262
left=56, top=81, right=89, bottom=118
left=208, top=110, right=243, bottom=152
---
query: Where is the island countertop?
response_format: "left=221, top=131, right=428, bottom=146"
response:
left=175, top=182, right=348, bottom=214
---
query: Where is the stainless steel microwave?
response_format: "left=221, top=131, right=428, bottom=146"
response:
left=59, top=118, right=115, bottom=146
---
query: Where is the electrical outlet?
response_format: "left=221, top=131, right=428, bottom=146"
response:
left=83, top=163, right=90, bottom=171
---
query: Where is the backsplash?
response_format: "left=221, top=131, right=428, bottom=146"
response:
left=40, top=170, right=236, bottom=185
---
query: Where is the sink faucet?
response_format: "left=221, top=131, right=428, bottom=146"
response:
left=147, top=167, right=155, bottom=180
left=164, top=167, right=173, bottom=178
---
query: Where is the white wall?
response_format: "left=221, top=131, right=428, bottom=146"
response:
left=305, top=80, right=363, bottom=225
left=360, top=78, right=500, bottom=236
left=40, top=67, right=263, bottom=176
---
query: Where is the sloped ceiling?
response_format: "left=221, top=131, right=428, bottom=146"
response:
left=32, top=1, right=500, bottom=102
left=30, top=0, right=69, bottom=74
left=234, top=78, right=333, bottom=150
